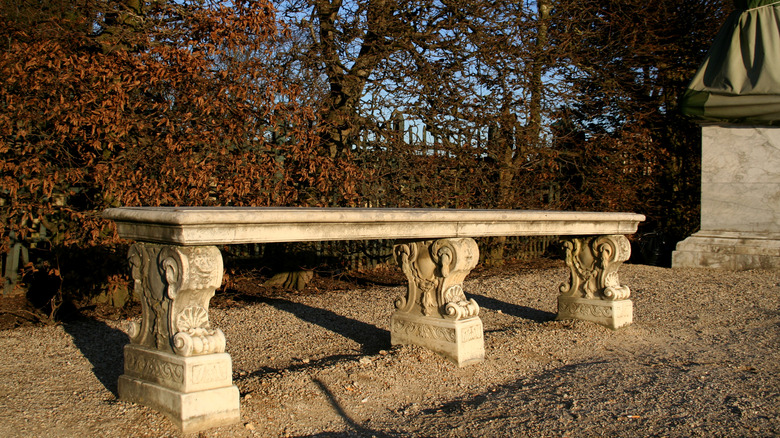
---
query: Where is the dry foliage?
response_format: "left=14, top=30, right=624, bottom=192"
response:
left=1, top=0, right=732, bottom=306
left=1, top=0, right=362, bottom=249
left=0, top=0, right=363, bottom=304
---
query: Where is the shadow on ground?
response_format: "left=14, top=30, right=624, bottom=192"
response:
left=469, top=292, right=556, bottom=323
left=63, top=319, right=128, bottom=396
left=289, top=378, right=406, bottom=438
left=264, top=297, right=390, bottom=354
left=294, top=355, right=771, bottom=437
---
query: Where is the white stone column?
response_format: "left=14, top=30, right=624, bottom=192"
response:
left=557, top=235, right=633, bottom=329
left=391, top=238, right=484, bottom=366
left=118, top=243, right=240, bottom=433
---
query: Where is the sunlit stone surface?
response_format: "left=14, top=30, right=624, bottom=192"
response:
left=673, top=125, right=780, bottom=270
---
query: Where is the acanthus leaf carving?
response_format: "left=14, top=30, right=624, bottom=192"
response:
left=393, top=238, right=480, bottom=321
left=443, top=285, right=479, bottom=320
left=559, top=235, right=632, bottom=301
left=125, top=243, right=225, bottom=356
left=173, top=327, right=226, bottom=357
left=159, top=248, right=184, bottom=300
left=127, top=243, right=170, bottom=349
left=172, top=305, right=226, bottom=356
left=393, top=242, right=418, bottom=312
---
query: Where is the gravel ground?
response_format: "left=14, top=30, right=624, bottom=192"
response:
left=0, top=263, right=778, bottom=437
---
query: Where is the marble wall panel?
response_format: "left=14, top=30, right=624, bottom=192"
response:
left=701, top=126, right=780, bottom=234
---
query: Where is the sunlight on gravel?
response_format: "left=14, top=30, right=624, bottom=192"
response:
left=0, top=264, right=778, bottom=437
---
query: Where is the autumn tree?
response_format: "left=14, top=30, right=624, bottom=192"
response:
left=270, top=1, right=564, bottom=211
left=1, top=0, right=361, bottom=301
left=272, top=0, right=469, bottom=158
left=269, top=0, right=733, bottom=262
left=548, top=0, right=733, bottom=243
left=1, top=0, right=737, bottom=301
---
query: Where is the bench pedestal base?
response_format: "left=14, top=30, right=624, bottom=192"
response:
left=118, top=345, right=240, bottom=433
left=558, top=235, right=634, bottom=329
left=120, top=243, right=240, bottom=433
left=557, top=296, right=633, bottom=329
left=672, top=232, right=780, bottom=270
left=392, top=238, right=484, bottom=366
left=391, top=313, right=484, bottom=367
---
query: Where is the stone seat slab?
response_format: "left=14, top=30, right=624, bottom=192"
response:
left=103, top=207, right=644, bottom=245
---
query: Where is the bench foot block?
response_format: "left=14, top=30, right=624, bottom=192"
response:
left=391, top=312, right=484, bottom=366
left=118, top=345, right=241, bottom=433
left=557, top=296, right=633, bottom=329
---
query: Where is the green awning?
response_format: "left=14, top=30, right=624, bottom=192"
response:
left=681, top=0, right=780, bottom=125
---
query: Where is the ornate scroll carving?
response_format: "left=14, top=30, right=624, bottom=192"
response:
left=559, top=235, right=632, bottom=301
left=393, top=238, right=480, bottom=320
left=391, top=319, right=457, bottom=343
left=127, top=243, right=225, bottom=356
left=124, top=350, right=185, bottom=385
left=172, top=306, right=227, bottom=356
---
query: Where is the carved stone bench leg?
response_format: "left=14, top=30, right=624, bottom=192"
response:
left=391, top=238, right=484, bottom=366
left=118, top=243, right=240, bottom=433
left=558, top=235, right=633, bottom=329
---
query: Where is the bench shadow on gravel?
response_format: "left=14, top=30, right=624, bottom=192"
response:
left=260, top=293, right=555, bottom=356
left=264, top=297, right=390, bottom=354
left=289, top=379, right=405, bottom=438
left=63, top=319, right=128, bottom=397
left=468, top=293, right=556, bottom=323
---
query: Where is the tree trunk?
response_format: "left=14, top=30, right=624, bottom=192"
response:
left=527, top=0, right=551, bottom=149
left=315, top=0, right=389, bottom=158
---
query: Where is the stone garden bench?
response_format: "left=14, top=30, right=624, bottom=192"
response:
left=103, top=207, right=644, bottom=432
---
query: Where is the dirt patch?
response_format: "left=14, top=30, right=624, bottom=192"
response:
left=0, top=295, right=44, bottom=329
